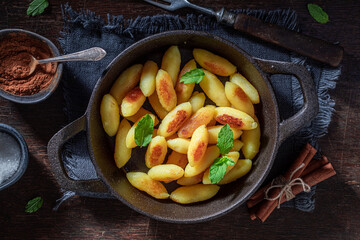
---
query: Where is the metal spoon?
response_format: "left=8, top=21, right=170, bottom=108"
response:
left=28, top=47, right=107, bottom=76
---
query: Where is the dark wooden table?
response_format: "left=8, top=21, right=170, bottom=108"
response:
left=0, top=0, right=359, bottom=239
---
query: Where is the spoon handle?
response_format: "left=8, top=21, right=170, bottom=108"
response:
left=37, top=47, right=107, bottom=64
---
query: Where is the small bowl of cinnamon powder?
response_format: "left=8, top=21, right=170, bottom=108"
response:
left=0, top=29, right=63, bottom=104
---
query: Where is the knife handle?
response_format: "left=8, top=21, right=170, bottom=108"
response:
left=233, top=13, right=343, bottom=67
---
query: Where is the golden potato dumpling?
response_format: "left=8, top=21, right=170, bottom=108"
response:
left=114, top=119, right=132, bottom=168
left=126, top=172, right=169, bottom=199
left=100, top=94, right=120, bottom=137
left=161, top=45, right=181, bottom=85
left=157, top=102, right=192, bottom=138
left=214, top=107, right=257, bottom=130
left=167, top=138, right=190, bottom=154
left=241, top=117, right=261, bottom=160
left=230, top=73, right=260, bottom=104
left=148, top=164, right=184, bottom=182
left=178, top=105, right=215, bottom=138
left=175, top=59, right=197, bottom=104
left=170, top=184, right=220, bottom=204
left=140, top=60, right=158, bottom=97
left=155, top=69, right=177, bottom=111
left=225, top=81, right=255, bottom=117
left=193, top=48, right=236, bottom=76
left=121, top=86, right=146, bottom=117
left=145, top=136, right=168, bottom=168
left=187, top=125, right=208, bottom=167
left=189, top=92, right=206, bottom=114
left=218, top=159, right=252, bottom=185
left=110, top=64, right=143, bottom=105
left=199, top=69, right=230, bottom=107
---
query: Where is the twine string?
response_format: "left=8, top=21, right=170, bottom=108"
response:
left=264, top=163, right=311, bottom=208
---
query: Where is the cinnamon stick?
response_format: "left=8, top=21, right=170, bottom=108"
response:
left=257, top=162, right=336, bottom=222
left=246, top=143, right=316, bottom=208
left=301, top=155, right=329, bottom=176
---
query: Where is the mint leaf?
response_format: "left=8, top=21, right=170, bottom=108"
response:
left=25, top=197, right=43, bottom=213
left=180, top=69, right=205, bottom=84
left=135, top=114, right=154, bottom=147
left=307, top=4, right=329, bottom=24
left=27, top=0, right=49, bottom=16
left=209, top=156, right=235, bottom=184
left=217, top=124, right=233, bottom=155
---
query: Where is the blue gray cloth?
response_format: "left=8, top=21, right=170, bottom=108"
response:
left=54, top=4, right=341, bottom=212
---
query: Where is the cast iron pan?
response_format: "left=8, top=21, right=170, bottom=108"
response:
left=47, top=30, right=318, bottom=223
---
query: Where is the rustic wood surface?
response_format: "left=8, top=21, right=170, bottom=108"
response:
left=0, top=0, right=359, bottom=239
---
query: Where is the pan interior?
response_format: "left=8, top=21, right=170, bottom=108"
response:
left=87, top=31, right=279, bottom=223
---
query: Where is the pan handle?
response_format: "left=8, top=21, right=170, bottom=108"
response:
left=47, top=115, right=108, bottom=193
left=254, top=58, right=319, bottom=143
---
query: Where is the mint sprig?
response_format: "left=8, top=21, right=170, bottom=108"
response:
left=135, top=114, right=154, bottom=147
left=216, top=124, right=233, bottom=155
left=27, top=0, right=49, bottom=17
left=25, top=197, right=43, bottom=213
left=209, top=124, right=235, bottom=184
left=209, top=156, right=235, bottom=184
left=180, top=68, right=205, bottom=84
left=307, top=3, right=329, bottom=24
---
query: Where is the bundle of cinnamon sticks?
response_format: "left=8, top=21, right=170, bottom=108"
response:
left=247, top=143, right=336, bottom=222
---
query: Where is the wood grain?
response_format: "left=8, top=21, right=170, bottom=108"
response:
left=0, top=0, right=359, bottom=239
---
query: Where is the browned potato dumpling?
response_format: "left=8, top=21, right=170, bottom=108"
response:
left=145, top=136, right=168, bottom=168
left=110, top=64, right=143, bottom=105
left=193, top=48, right=236, bottom=76
left=155, top=69, right=177, bottom=111
left=140, top=60, right=158, bottom=97
left=199, top=69, right=230, bottom=107
left=202, top=151, right=239, bottom=184
left=230, top=139, right=244, bottom=152
left=176, top=173, right=204, bottom=186
left=148, top=91, right=169, bottom=119
left=218, top=159, right=252, bottom=185
left=207, top=125, right=243, bottom=144
left=187, top=125, right=208, bottom=167
left=126, top=114, right=156, bottom=148
left=126, top=172, right=169, bottom=199
left=230, top=73, right=260, bottom=104
left=178, top=105, right=215, bottom=138
left=121, top=86, right=146, bottom=117
left=126, top=107, right=159, bottom=126
left=175, top=59, right=197, bottom=104
left=184, top=145, right=220, bottom=177
left=161, top=45, right=181, bottom=85
left=170, top=184, right=220, bottom=204
left=214, top=107, right=257, bottom=130
left=166, top=151, right=188, bottom=169
left=100, top=94, right=120, bottom=137
left=225, top=81, right=255, bottom=117
left=114, top=119, right=132, bottom=168
left=189, top=92, right=206, bottom=114
left=167, top=138, right=190, bottom=154
left=157, top=102, right=192, bottom=138
left=148, top=164, right=184, bottom=182
left=241, top=117, right=261, bottom=160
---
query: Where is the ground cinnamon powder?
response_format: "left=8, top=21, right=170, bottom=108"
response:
left=0, top=33, right=56, bottom=96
